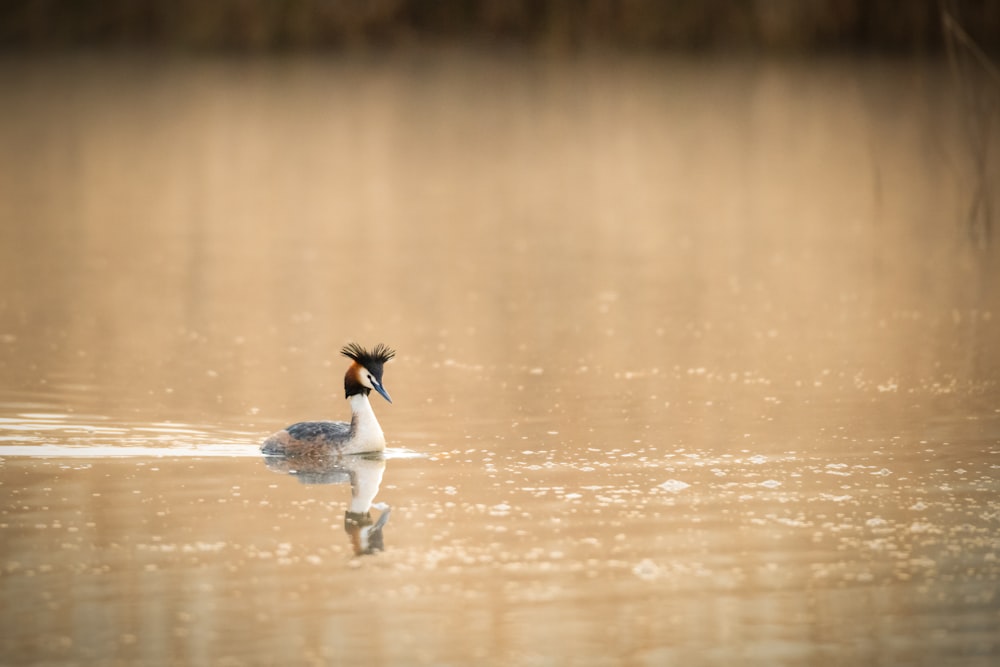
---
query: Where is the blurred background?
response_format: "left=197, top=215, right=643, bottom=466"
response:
left=2, top=0, right=999, bottom=52
left=1, top=0, right=998, bottom=427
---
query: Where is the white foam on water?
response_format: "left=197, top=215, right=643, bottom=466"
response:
left=658, top=479, right=690, bottom=493
left=0, top=444, right=261, bottom=458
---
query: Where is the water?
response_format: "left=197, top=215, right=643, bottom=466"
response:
left=1, top=53, right=999, bottom=666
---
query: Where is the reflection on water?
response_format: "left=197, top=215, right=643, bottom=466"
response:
left=263, top=452, right=392, bottom=555
left=0, top=53, right=999, bottom=665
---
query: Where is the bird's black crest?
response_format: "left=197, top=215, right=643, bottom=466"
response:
left=340, top=343, right=395, bottom=373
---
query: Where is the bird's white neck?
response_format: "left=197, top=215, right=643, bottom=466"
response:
left=345, top=393, right=385, bottom=454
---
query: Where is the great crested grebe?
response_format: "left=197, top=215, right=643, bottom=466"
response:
left=261, top=343, right=395, bottom=456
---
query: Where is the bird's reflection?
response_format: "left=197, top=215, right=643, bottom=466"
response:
left=262, top=451, right=391, bottom=556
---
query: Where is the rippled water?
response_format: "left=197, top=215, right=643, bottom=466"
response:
left=1, top=53, right=999, bottom=665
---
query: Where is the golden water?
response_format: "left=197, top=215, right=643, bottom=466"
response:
left=1, top=54, right=999, bottom=665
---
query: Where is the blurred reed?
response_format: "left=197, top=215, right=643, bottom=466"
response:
left=1, top=0, right=998, bottom=53
left=943, top=1, right=1000, bottom=247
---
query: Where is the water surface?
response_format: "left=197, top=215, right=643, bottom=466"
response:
left=1, top=53, right=999, bottom=665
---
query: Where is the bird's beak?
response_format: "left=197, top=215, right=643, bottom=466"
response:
left=372, top=380, right=392, bottom=404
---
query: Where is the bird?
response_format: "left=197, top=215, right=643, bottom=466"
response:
left=261, top=343, right=395, bottom=456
